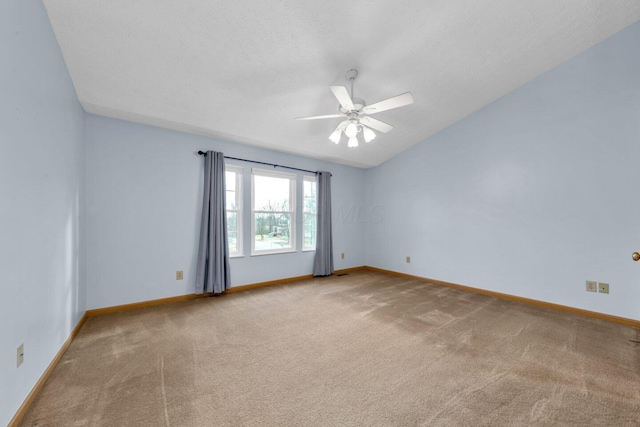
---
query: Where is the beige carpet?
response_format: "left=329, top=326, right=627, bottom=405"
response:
left=20, top=270, right=640, bottom=426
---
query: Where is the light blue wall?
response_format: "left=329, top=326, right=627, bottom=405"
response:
left=3, top=3, right=638, bottom=423
left=85, top=115, right=366, bottom=309
left=365, top=22, right=640, bottom=320
left=0, top=1, right=86, bottom=425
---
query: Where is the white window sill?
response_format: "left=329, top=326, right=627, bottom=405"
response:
left=250, top=249, right=297, bottom=257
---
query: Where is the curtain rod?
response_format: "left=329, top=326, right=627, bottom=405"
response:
left=197, top=151, right=329, bottom=176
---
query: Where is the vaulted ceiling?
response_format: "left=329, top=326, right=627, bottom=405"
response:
left=43, top=1, right=640, bottom=168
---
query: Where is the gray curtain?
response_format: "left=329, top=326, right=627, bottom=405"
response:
left=195, top=151, right=231, bottom=294
left=313, top=171, right=334, bottom=276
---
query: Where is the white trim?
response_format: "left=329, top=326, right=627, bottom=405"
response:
left=251, top=167, right=297, bottom=180
left=225, top=164, right=244, bottom=174
left=250, top=249, right=297, bottom=257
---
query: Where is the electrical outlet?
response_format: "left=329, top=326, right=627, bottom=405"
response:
left=406, top=256, right=411, bottom=263
left=598, top=282, right=609, bottom=294
left=176, top=270, right=183, bottom=280
left=341, top=253, right=345, bottom=259
left=585, top=281, right=597, bottom=292
left=17, top=344, right=24, bottom=368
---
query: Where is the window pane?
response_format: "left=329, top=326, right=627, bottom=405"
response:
left=254, top=213, right=292, bottom=251
left=225, top=171, right=236, bottom=192
left=227, top=211, right=238, bottom=253
left=225, top=171, right=237, bottom=210
left=303, top=178, right=317, bottom=249
left=226, top=190, right=237, bottom=210
left=225, top=167, right=243, bottom=256
left=304, top=213, right=317, bottom=248
left=303, top=180, right=316, bottom=213
left=254, top=175, right=290, bottom=211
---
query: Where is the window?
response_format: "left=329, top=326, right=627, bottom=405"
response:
left=251, top=169, right=296, bottom=254
left=225, top=165, right=243, bottom=256
left=303, top=176, right=317, bottom=251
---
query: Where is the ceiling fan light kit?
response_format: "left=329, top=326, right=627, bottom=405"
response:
left=329, top=129, right=341, bottom=144
left=345, top=122, right=358, bottom=138
left=362, top=126, right=376, bottom=143
left=296, top=69, right=414, bottom=148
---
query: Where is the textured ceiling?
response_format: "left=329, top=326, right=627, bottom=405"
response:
left=43, top=0, right=640, bottom=168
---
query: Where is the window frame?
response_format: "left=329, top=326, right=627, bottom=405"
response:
left=251, top=168, right=297, bottom=256
left=302, top=175, right=317, bottom=251
left=225, top=164, right=243, bottom=258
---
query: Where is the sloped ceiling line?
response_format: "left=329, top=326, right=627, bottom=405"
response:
left=43, top=0, right=640, bottom=168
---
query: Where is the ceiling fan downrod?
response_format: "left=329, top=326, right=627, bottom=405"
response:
left=346, top=69, right=358, bottom=99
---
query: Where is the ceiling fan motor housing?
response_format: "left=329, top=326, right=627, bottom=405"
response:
left=340, top=98, right=366, bottom=115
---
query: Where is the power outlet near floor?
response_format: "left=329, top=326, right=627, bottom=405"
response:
left=586, top=280, right=610, bottom=294
left=406, top=256, right=411, bottom=264
left=176, top=270, right=184, bottom=280
left=341, top=253, right=345, bottom=259
left=17, top=343, right=24, bottom=368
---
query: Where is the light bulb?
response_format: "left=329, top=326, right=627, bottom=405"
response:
left=345, top=122, right=358, bottom=138
left=362, top=126, right=376, bottom=143
left=348, top=137, right=359, bottom=148
left=329, top=130, right=341, bottom=144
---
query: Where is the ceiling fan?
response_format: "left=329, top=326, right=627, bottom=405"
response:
left=296, top=69, right=414, bottom=147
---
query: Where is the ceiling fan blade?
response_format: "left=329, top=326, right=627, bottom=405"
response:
left=360, top=116, right=394, bottom=133
left=363, top=92, right=414, bottom=114
left=296, top=114, right=342, bottom=120
left=334, top=120, right=348, bottom=131
left=329, top=86, right=355, bottom=110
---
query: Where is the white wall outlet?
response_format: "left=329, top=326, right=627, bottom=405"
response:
left=406, top=256, right=411, bottom=263
left=598, top=282, right=609, bottom=294
left=585, top=281, right=597, bottom=292
left=17, top=343, right=24, bottom=368
left=341, top=253, right=345, bottom=259
left=176, top=270, right=183, bottom=280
